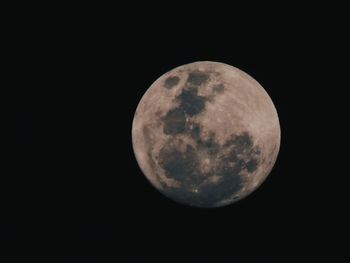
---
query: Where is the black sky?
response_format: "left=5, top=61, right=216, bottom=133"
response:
left=8, top=4, right=348, bottom=262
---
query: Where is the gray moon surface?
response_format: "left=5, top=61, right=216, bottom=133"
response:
left=132, top=61, right=280, bottom=208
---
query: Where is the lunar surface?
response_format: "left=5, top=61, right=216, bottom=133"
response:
left=132, top=61, right=280, bottom=208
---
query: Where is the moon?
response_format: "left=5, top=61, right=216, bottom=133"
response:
left=132, top=61, right=280, bottom=208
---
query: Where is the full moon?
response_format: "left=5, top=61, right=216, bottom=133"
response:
left=132, top=61, right=280, bottom=208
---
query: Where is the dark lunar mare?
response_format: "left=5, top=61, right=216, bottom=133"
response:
left=158, top=144, right=202, bottom=186
left=162, top=84, right=208, bottom=135
left=212, top=83, right=225, bottom=93
left=164, top=76, right=180, bottom=89
left=157, top=70, right=261, bottom=207
left=162, top=108, right=186, bottom=135
left=187, top=71, right=209, bottom=86
left=177, top=87, right=207, bottom=116
left=158, top=128, right=261, bottom=207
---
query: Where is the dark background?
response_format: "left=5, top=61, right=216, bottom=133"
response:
left=7, top=4, right=347, bottom=262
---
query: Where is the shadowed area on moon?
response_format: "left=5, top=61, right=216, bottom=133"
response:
left=151, top=70, right=261, bottom=207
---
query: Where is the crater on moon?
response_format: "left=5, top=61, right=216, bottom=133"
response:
left=132, top=61, right=280, bottom=208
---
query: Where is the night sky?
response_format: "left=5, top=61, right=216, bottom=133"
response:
left=8, top=4, right=346, bottom=262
